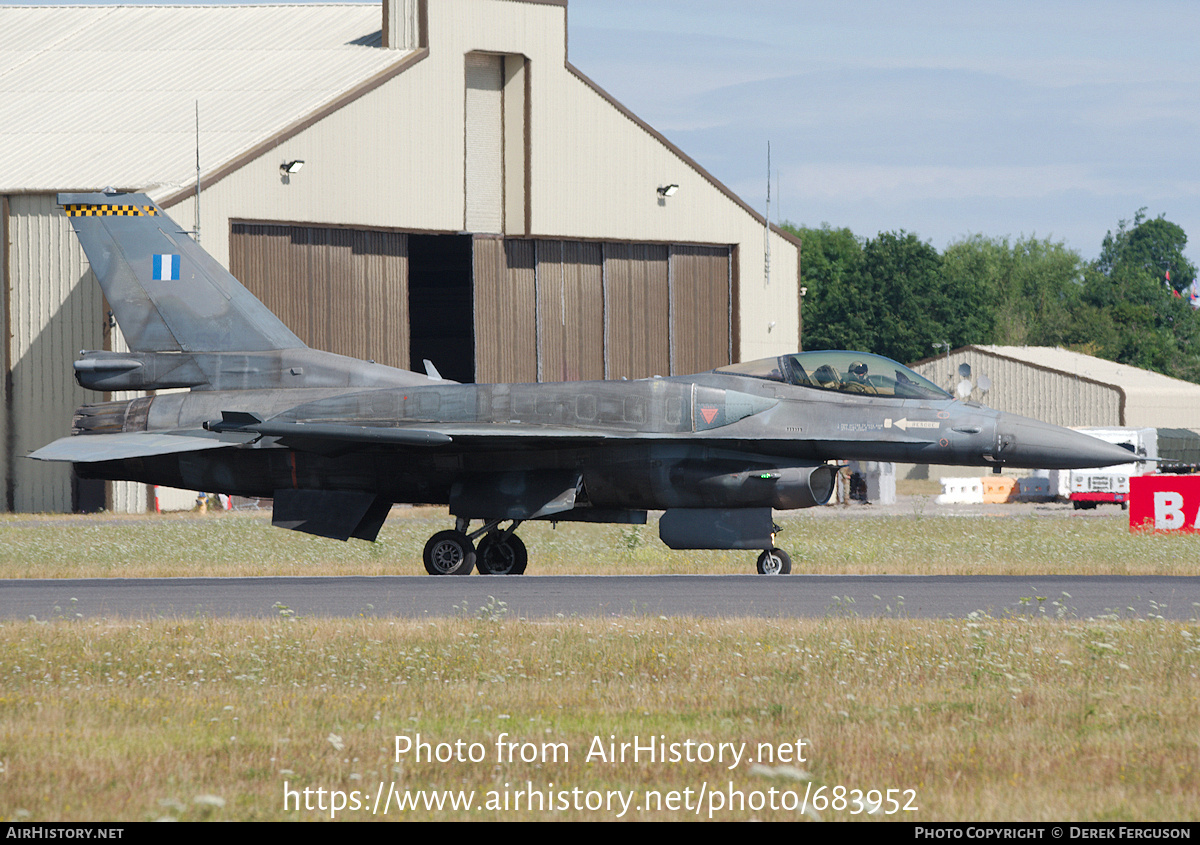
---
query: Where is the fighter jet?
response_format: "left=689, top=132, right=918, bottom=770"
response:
left=31, top=192, right=1135, bottom=575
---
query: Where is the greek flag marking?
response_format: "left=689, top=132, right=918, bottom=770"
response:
left=153, top=254, right=180, bottom=281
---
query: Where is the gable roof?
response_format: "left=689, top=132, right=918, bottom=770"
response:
left=0, top=3, right=409, bottom=194
left=912, top=344, right=1200, bottom=430
left=971, top=345, right=1200, bottom=396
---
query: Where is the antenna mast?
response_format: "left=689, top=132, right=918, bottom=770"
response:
left=763, top=141, right=771, bottom=287
left=193, top=100, right=201, bottom=243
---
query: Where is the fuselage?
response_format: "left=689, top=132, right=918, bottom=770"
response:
left=72, top=351, right=1134, bottom=511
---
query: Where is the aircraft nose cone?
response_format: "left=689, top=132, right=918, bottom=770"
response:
left=995, top=415, right=1136, bottom=469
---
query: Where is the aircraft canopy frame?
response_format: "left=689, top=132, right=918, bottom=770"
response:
left=716, top=351, right=952, bottom=400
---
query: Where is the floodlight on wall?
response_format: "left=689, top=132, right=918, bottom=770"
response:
left=280, top=160, right=305, bottom=175
left=657, top=184, right=679, bottom=198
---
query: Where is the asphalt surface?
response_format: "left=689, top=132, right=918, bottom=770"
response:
left=5, top=574, right=1199, bottom=621
left=3, top=497, right=1196, bottom=621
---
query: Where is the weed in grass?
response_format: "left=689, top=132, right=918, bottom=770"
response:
left=620, top=524, right=643, bottom=552
left=825, top=595, right=858, bottom=618
left=475, top=596, right=509, bottom=622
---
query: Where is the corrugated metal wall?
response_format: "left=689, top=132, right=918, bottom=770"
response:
left=464, top=52, right=504, bottom=234
left=474, top=236, right=730, bottom=384
left=4, top=194, right=147, bottom=513
left=474, top=237, right=537, bottom=383
left=7, top=196, right=88, bottom=512
left=383, top=0, right=420, bottom=50
left=1, top=197, right=7, bottom=511
left=603, top=243, right=670, bottom=379
left=670, top=244, right=732, bottom=378
left=536, top=240, right=604, bottom=382
left=230, top=223, right=410, bottom=368
left=914, top=349, right=1123, bottom=428
left=502, top=54, right=528, bottom=235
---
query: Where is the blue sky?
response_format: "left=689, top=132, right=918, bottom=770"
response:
left=568, top=0, right=1200, bottom=263
left=17, top=0, right=1200, bottom=262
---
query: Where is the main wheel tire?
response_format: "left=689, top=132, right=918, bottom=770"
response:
left=756, top=547, right=792, bottom=575
left=423, top=530, right=476, bottom=575
left=475, top=532, right=528, bottom=575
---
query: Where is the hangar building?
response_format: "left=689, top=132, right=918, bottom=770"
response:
left=0, top=0, right=802, bottom=513
left=911, top=345, right=1200, bottom=432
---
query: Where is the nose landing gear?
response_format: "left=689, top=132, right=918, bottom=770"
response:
left=756, top=547, right=792, bottom=575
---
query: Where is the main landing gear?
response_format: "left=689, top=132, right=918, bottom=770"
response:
left=422, top=518, right=527, bottom=576
left=421, top=519, right=792, bottom=575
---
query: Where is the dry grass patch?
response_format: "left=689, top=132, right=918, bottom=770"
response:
left=0, top=507, right=1198, bottom=578
left=1, top=614, right=1198, bottom=821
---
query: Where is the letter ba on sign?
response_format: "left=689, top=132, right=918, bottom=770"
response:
left=1129, top=475, right=1200, bottom=532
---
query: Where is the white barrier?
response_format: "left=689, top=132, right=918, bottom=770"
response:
left=937, top=477, right=984, bottom=504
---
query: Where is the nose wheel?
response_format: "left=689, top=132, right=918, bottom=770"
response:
left=756, top=547, right=792, bottom=575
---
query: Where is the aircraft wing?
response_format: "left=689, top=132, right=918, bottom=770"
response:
left=28, top=421, right=714, bottom=465
left=319, top=423, right=619, bottom=442
left=28, top=431, right=252, bottom=463
left=206, top=411, right=628, bottom=449
left=215, top=415, right=666, bottom=455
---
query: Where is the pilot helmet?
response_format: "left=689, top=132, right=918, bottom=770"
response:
left=849, top=360, right=868, bottom=377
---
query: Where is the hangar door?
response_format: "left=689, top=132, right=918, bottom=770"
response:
left=230, top=226, right=730, bottom=385
left=474, top=238, right=731, bottom=384
left=230, top=223, right=410, bottom=369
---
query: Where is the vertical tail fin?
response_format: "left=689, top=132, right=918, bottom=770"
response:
left=59, top=192, right=305, bottom=353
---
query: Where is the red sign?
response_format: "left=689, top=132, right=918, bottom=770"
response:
left=1129, top=475, right=1200, bottom=532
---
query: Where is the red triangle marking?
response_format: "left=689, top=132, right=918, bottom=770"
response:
left=700, top=407, right=719, bottom=424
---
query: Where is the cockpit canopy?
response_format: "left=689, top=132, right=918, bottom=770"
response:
left=715, top=351, right=951, bottom=400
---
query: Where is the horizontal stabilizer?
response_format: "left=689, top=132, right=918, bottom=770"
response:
left=272, top=489, right=392, bottom=542
left=28, top=432, right=239, bottom=463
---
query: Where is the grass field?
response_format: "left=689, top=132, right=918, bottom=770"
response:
left=0, top=502, right=1197, bottom=578
left=1, top=614, right=1197, bottom=821
left=1, top=506, right=1197, bottom=822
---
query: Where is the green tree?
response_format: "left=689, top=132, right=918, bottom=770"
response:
left=789, top=224, right=992, bottom=363
left=941, top=234, right=1088, bottom=348
left=791, top=214, right=1200, bottom=381
left=1083, top=210, right=1200, bottom=379
left=785, top=224, right=866, bottom=352
left=858, top=231, right=948, bottom=363
left=1095, top=208, right=1196, bottom=291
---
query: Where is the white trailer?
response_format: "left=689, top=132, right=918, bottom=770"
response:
left=1065, top=428, right=1156, bottom=509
